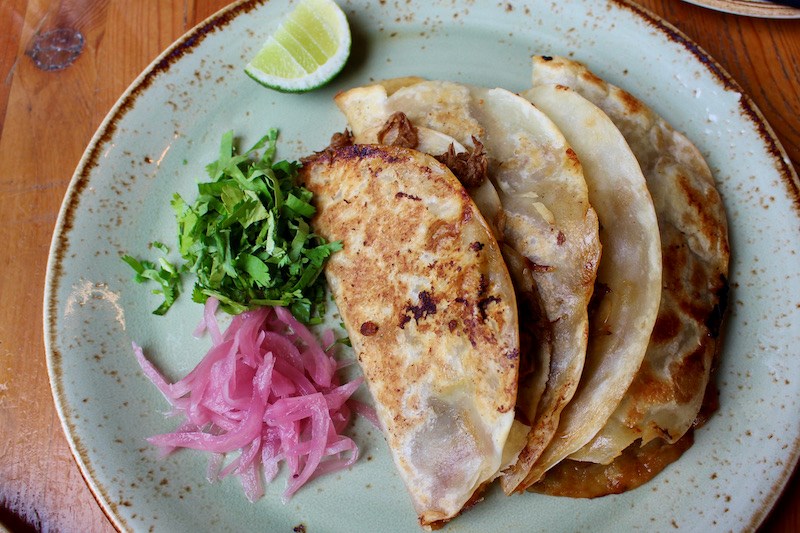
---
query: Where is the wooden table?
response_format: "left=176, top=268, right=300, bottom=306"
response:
left=1, top=1, right=797, bottom=531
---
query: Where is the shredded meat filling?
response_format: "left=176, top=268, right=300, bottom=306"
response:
left=377, top=112, right=419, bottom=148
left=300, top=130, right=354, bottom=165
left=434, top=137, right=488, bottom=189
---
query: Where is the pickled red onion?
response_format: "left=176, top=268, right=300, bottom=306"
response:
left=134, top=299, right=367, bottom=502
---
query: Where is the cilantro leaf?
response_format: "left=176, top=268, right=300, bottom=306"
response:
left=126, top=128, right=339, bottom=322
left=123, top=129, right=340, bottom=322
left=121, top=243, right=182, bottom=315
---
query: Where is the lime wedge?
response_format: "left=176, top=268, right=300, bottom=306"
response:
left=245, top=0, right=351, bottom=93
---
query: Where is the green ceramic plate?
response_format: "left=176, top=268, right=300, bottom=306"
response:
left=683, top=0, right=800, bottom=19
left=44, top=0, right=800, bottom=531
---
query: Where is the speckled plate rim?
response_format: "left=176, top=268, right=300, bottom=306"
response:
left=683, top=0, right=800, bottom=18
left=42, top=2, right=271, bottom=529
left=43, top=0, right=800, bottom=531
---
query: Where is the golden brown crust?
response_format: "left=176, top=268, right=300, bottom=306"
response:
left=300, top=144, right=519, bottom=526
left=531, top=54, right=730, bottom=471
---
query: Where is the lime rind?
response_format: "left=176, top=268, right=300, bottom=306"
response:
left=245, top=56, right=348, bottom=93
left=245, top=0, right=351, bottom=93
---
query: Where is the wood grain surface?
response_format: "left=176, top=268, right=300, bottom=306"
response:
left=0, top=1, right=797, bottom=531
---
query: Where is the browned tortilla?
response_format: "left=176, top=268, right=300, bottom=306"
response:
left=529, top=55, right=729, bottom=482
left=299, top=144, right=519, bottom=528
left=334, top=80, right=603, bottom=494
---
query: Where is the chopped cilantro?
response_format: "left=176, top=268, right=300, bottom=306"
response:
left=124, top=129, right=340, bottom=323
left=121, top=242, right=181, bottom=316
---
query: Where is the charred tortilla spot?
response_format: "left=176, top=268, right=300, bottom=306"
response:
left=669, top=344, right=707, bottom=404
left=470, top=241, right=484, bottom=252
left=678, top=296, right=712, bottom=328
left=625, top=361, right=673, bottom=408
left=463, top=318, right=479, bottom=347
left=676, top=172, right=724, bottom=248
left=565, top=147, right=580, bottom=167
left=360, top=321, right=379, bottom=336
left=478, top=274, right=489, bottom=297
left=400, top=290, right=438, bottom=328
left=651, top=310, right=681, bottom=344
left=460, top=193, right=474, bottom=222
left=396, top=191, right=422, bottom=201
left=557, top=231, right=566, bottom=245
left=524, top=257, right=554, bottom=273
left=478, top=295, right=501, bottom=320
left=343, top=143, right=404, bottom=163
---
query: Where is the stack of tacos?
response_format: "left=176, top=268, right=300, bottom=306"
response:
left=299, top=55, right=729, bottom=529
